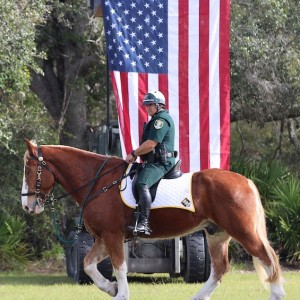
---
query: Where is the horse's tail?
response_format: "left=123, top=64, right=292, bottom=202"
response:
left=247, top=179, right=283, bottom=287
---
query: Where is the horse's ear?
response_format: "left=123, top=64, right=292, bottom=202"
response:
left=24, top=139, right=37, bottom=157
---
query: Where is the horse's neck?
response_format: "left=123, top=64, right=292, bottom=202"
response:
left=44, top=146, right=114, bottom=204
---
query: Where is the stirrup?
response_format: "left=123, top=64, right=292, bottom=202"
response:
left=128, top=222, right=152, bottom=236
left=127, top=208, right=140, bottom=235
left=136, top=222, right=152, bottom=235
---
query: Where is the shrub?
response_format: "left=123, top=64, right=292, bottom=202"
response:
left=0, top=210, right=29, bottom=270
left=268, top=176, right=300, bottom=262
left=230, top=158, right=300, bottom=263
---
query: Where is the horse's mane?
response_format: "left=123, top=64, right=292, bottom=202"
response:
left=24, top=141, right=123, bottom=164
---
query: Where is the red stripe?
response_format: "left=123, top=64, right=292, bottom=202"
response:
left=178, top=1, right=190, bottom=173
left=158, top=74, right=169, bottom=109
left=111, top=72, right=132, bottom=154
left=219, top=0, right=231, bottom=170
left=199, top=0, right=210, bottom=170
left=138, top=74, right=148, bottom=144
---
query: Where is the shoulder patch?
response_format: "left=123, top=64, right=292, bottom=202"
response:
left=154, top=119, right=164, bottom=129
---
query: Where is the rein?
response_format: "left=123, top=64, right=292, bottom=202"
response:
left=23, top=146, right=135, bottom=244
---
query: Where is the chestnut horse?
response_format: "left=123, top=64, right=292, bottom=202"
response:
left=21, top=140, right=285, bottom=300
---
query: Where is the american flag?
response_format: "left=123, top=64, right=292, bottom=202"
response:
left=101, top=0, right=230, bottom=172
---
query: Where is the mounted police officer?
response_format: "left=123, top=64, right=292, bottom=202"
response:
left=126, top=90, right=176, bottom=235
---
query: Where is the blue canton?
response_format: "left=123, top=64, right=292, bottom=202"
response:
left=102, top=0, right=168, bottom=74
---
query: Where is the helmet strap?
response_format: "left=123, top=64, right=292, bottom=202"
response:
left=156, top=104, right=164, bottom=112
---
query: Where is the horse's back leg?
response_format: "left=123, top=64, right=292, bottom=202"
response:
left=83, top=238, right=118, bottom=297
left=242, top=180, right=285, bottom=300
left=190, top=231, right=231, bottom=300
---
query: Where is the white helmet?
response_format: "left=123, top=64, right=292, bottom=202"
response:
left=142, top=90, right=166, bottom=106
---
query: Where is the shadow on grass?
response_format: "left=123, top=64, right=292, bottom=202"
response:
left=0, top=274, right=74, bottom=286
left=0, top=273, right=184, bottom=286
left=127, top=275, right=183, bottom=284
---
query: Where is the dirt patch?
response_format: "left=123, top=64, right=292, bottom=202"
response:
left=25, top=258, right=66, bottom=274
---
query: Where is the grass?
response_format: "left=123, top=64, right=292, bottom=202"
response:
left=0, top=269, right=298, bottom=300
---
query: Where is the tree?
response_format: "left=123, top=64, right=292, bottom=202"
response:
left=0, top=1, right=49, bottom=96
left=231, top=0, right=300, bottom=163
left=231, top=0, right=300, bottom=123
left=30, top=0, right=108, bottom=149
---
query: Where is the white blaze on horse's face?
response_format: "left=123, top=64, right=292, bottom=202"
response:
left=21, top=166, right=44, bottom=214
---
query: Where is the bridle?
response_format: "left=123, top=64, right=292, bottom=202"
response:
left=21, top=146, right=134, bottom=208
left=21, top=147, right=56, bottom=207
left=21, top=145, right=136, bottom=243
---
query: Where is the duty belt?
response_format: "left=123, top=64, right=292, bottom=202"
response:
left=166, top=152, right=176, bottom=158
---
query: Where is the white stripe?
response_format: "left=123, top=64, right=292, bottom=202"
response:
left=188, top=0, right=200, bottom=171
left=113, top=71, right=126, bottom=158
left=168, top=1, right=180, bottom=158
left=148, top=73, right=158, bottom=92
left=128, top=72, right=140, bottom=150
left=209, top=0, right=221, bottom=168
left=148, top=73, right=159, bottom=121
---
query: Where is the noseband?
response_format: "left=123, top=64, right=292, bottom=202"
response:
left=22, top=147, right=56, bottom=207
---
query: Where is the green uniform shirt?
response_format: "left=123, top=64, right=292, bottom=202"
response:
left=136, top=109, right=175, bottom=189
left=141, top=109, right=175, bottom=160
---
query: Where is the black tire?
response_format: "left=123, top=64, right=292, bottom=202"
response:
left=73, top=231, right=94, bottom=284
left=203, top=231, right=211, bottom=280
left=65, top=231, right=76, bottom=278
left=97, top=257, right=113, bottom=281
left=182, top=231, right=211, bottom=283
left=66, top=230, right=113, bottom=284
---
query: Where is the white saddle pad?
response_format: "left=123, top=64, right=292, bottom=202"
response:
left=120, top=165, right=195, bottom=212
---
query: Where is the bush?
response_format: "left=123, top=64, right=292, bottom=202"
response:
left=230, top=158, right=300, bottom=263
left=268, top=176, right=300, bottom=262
left=0, top=210, right=29, bottom=270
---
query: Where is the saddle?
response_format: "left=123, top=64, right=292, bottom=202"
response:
left=130, top=160, right=183, bottom=202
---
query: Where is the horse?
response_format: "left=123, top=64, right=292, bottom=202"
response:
left=21, top=139, right=285, bottom=300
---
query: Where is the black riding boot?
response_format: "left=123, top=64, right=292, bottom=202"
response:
left=136, top=185, right=152, bottom=235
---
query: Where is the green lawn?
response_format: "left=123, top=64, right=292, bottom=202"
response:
left=0, top=270, right=298, bottom=300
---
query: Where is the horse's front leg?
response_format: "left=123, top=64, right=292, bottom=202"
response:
left=84, top=238, right=118, bottom=297
left=104, top=233, right=129, bottom=300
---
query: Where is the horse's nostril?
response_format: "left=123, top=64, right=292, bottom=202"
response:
left=24, top=206, right=29, bottom=211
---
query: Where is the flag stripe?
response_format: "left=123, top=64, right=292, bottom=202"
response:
left=167, top=1, right=180, bottom=167
left=137, top=73, right=148, bottom=144
left=178, top=0, right=190, bottom=172
left=199, top=0, right=210, bottom=170
left=209, top=0, right=221, bottom=168
left=189, top=0, right=200, bottom=171
left=219, top=0, right=231, bottom=169
left=158, top=74, right=169, bottom=108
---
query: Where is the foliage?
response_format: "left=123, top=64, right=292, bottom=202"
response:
left=0, top=209, right=29, bottom=270
left=0, top=0, right=49, bottom=94
left=231, top=158, right=300, bottom=262
left=231, top=157, right=289, bottom=207
left=268, top=176, right=300, bottom=262
left=231, top=0, right=300, bottom=123
left=0, top=93, right=58, bottom=153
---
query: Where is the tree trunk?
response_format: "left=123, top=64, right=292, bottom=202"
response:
left=30, top=6, right=95, bottom=149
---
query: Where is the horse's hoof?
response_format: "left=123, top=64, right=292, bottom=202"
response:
left=107, top=281, right=118, bottom=297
